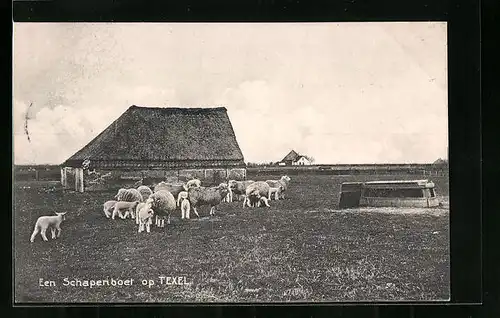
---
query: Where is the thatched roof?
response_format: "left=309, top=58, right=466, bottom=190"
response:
left=280, top=150, right=300, bottom=162
left=63, top=106, right=245, bottom=168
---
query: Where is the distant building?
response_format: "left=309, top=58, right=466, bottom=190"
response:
left=433, top=158, right=448, bottom=165
left=278, top=150, right=312, bottom=166
left=294, top=155, right=312, bottom=166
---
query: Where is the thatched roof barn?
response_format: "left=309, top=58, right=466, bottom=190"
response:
left=280, top=150, right=300, bottom=164
left=61, top=105, right=246, bottom=192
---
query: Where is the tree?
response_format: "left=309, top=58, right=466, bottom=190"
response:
left=303, top=155, right=315, bottom=164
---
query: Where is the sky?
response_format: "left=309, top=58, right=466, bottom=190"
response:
left=13, top=22, right=448, bottom=165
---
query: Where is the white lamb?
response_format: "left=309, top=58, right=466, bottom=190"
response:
left=265, top=176, right=291, bottom=199
left=137, top=202, right=155, bottom=233
left=135, top=202, right=147, bottom=225
left=256, top=196, right=271, bottom=208
left=180, top=196, right=191, bottom=219
left=176, top=191, right=189, bottom=207
left=176, top=191, right=191, bottom=219
left=103, top=200, right=117, bottom=218
left=112, top=201, right=140, bottom=220
left=268, top=185, right=284, bottom=200
left=242, top=193, right=271, bottom=208
left=30, top=212, right=67, bottom=242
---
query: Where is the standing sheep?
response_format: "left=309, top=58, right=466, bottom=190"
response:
left=137, top=203, right=155, bottom=233
left=176, top=191, right=189, bottom=207
left=268, top=185, right=284, bottom=201
left=221, top=186, right=233, bottom=203
left=135, top=202, right=147, bottom=225
left=30, top=212, right=67, bottom=242
left=112, top=201, right=140, bottom=220
left=103, top=200, right=117, bottom=218
left=180, top=196, right=191, bottom=219
left=243, top=181, right=271, bottom=208
left=228, top=180, right=255, bottom=201
left=187, top=183, right=230, bottom=217
left=137, top=185, right=153, bottom=202
left=147, top=190, right=177, bottom=227
left=265, top=176, right=291, bottom=199
left=115, top=188, right=143, bottom=203
left=154, top=182, right=187, bottom=199
left=176, top=191, right=191, bottom=219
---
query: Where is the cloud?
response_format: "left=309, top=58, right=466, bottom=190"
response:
left=13, top=23, right=448, bottom=165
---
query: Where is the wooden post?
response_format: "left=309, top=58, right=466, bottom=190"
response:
left=60, top=168, right=65, bottom=186
left=35, top=170, right=39, bottom=181
left=75, top=168, right=84, bottom=192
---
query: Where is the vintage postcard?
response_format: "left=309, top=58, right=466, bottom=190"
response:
left=13, top=22, right=449, bottom=303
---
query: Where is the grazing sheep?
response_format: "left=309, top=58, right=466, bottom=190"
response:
left=154, top=182, right=187, bottom=199
left=243, top=181, right=271, bottom=208
left=137, top=202, right=155, bottom=233
left=265, top=176, right=291, bottom=199
left=103, top=200, right=117, bottom=218
left=30, top=212, right=67, bottom=242
left=228, top=180, right=255, bottom=201
left=185, top=178, right=202, bottom=189
left=188, top=183, right=230, bottom=217
left=246, top=181, right=271, bottom=198
left=147, top=190, right=177, bottom=227
left=115, top=188, right=143, bottom=202
left=176, top=191, right=189, bottom=207
left=268, top=185, right=284, bottom=201
left=112, top=201, right=140, bottom=220
left=137, top=185, right=153, bottom=202
left=180, top=197, right=191, bottom=219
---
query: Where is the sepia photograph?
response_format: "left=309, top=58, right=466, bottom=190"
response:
left=13, top=22, right=449, bottom=303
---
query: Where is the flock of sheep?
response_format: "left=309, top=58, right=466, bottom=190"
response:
left=29, top=175, right=292, bottom=241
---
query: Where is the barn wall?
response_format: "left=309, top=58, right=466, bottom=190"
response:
left=79, top=167, right=247, bottom=192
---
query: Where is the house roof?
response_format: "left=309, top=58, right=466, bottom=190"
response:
left=281, top=150, right=300, bottom=162
left=63, top=105, right=245, bottom=166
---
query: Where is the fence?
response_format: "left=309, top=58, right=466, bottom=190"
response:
left=14, top=166, right=61, bottom=181
left=13, top=164, right=449, bottom=182
left=247, top=164, right=449, bottom=177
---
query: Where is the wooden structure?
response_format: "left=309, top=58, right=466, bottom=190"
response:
left=60, top=106, right=246, bottom=192
left=338, top=179, right=440, bottom=209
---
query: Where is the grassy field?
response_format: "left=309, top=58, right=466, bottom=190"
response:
left=13, top=173, right=449, bottom=303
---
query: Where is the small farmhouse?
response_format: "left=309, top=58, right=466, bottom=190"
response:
left=60, top=105, right=246, bottom=192
left=278, top=150, right=312, bottom=166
